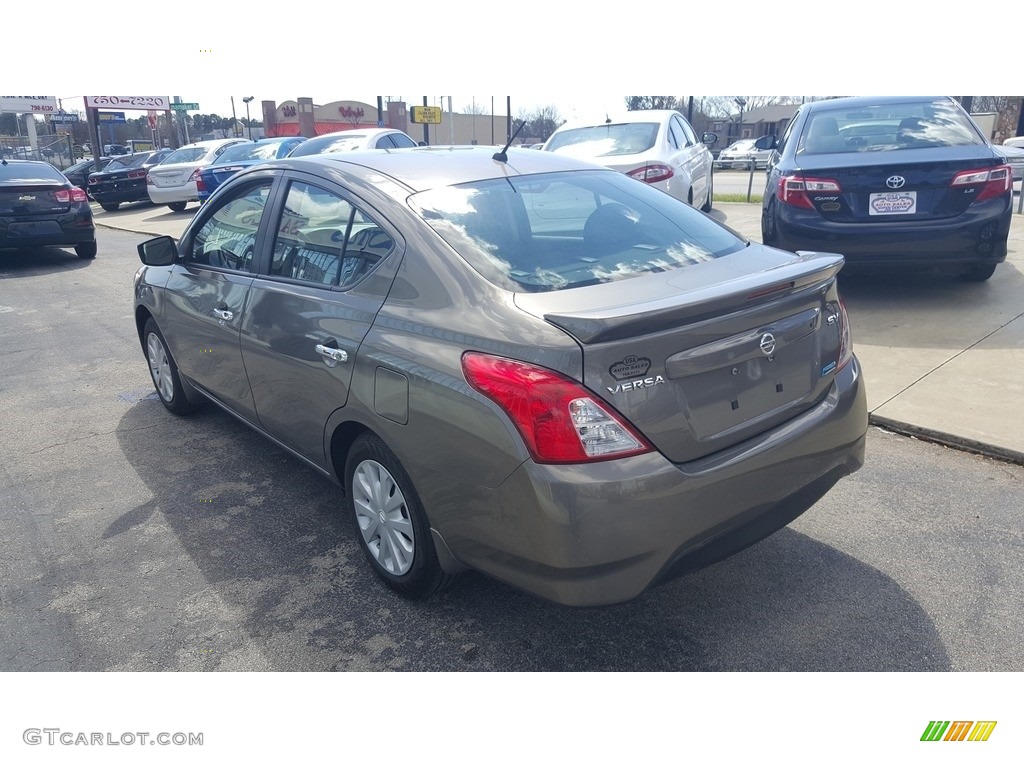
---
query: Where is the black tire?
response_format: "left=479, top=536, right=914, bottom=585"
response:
left=761, top=197, right=778, bottom=246
left=345, top=433, right=456, bottom=599
left=701, top=173, right=714, bottom=212
left=960, top=262, right=997, bottom=282
left=75, top=241, right=97, bottom=259
left=143, top=318, right=195, bottom=415
left=168, top=201, right=187, bottom=212
left=99, top=201, right=120, bottom=212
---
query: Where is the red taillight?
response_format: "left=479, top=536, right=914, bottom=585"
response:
left=54, top=188, right=88, bottom=203
left=951, top=164, right=1012, bottom=202
left=777, top=175, right=842, bottom=209
left=195, top=174, right=206, bottom=192
left=837, top=297, right=853, bottom=371
left=627, top=163, right=673, bottom=184
left=146, top=173, right=154, bottom=186
left=188, top=168, right=203, bottom=183
left=461, top=352, right=653, bottom=464
left=127, top=170, right=146, bottom=179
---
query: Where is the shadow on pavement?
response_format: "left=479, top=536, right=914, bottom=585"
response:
left=113, top=400, right=951, bottom=672
left=0, top=247, right=95, bottom=276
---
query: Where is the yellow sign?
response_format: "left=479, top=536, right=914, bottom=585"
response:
left=410, top=106, right=442, bottom=125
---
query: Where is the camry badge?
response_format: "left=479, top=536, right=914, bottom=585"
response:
left=760, top=332, right=777, bottom=357
left=886, top=175, right=906, bottom=189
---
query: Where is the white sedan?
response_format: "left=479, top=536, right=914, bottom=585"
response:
left=147, top=138, right=251, bottom=211
left=286, top=128, right=418, bottom=157
left=716, top=138, right=772, bottom=170
left=541, top=110, right=717, bottom=212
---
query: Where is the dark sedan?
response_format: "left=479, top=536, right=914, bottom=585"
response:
left=63, top=156, right=116, bottom=193
left=88, top=149, right=174, bottom=211
left=0, top=159, right=97, bottom=259
left=756, top=96, right=1012, bottom=281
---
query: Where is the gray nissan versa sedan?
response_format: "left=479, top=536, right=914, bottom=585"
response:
left=134, top=145, right=867, bottom=607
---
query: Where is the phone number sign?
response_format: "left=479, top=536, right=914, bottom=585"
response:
left=0, top=96, right=58, bottom=112
left=85, top=95, right=171, bottom=111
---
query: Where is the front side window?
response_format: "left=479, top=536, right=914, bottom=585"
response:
left=188, top=182, right=271, bottom=270
left=269, top=182, right=390, bottom=289
left=410, top=169, right=745, bottom=293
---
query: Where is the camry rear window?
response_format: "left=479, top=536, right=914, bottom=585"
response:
left=544, top=123, right=659, bottom=157
left=410, top=170, right=744, bottom=293
left=799, top=100, right=985, bottom=155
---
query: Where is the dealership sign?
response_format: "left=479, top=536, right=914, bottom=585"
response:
left=0, top=96, right=58, bottom=113
left=84, top=96, right=171, bottom=110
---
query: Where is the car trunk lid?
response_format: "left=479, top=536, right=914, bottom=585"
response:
left=0, top=183, right=74, bottom=215
left=515, top=249, right=848, bottom=464
left=794, top=147, right=1008, bottom=222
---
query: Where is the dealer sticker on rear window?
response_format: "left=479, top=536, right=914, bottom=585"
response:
left=869, top=191, right=917, bottom=215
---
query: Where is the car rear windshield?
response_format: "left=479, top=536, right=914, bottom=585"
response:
left=290, top=135, right=368, bottom=156
left=105, top=154, right=151, bottom=171
left=409, top=169, right=745, bottom=293
left=545, top=123, right=659, bottom=156
left=161, top=147, right=210, bottom=164
left=217, top=143, right=279, bottom=163
left=799, top=100, right=985, bottom=155
left=0, top=161, right=66, bottom=183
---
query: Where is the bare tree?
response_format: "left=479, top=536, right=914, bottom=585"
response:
left=514, top=105, right=563, bottom=142
left=624, top=96, right=678, bottom=110
left=463, top=101, right=488, bottom=115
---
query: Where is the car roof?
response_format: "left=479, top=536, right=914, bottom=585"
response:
left=802, top=96, right=955, bottom=112
left=274, top=145, right=617, bottom=195
left=554, top=110, right=679, bottom=131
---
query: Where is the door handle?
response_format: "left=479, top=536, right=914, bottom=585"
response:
left=213, top=308, right=233, bottom=321
left=316, top=344, right=348, bottom=367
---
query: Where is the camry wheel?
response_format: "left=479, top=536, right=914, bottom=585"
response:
left=144, top=318, right=195, bottom=415
left=346, top=434, right=455, bottom=598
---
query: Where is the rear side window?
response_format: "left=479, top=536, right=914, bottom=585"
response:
left=410, top=169, right=745, bottom=293
left=799, top=99, right=985, bottom=155
left=268, top=181, right=391, bottom=289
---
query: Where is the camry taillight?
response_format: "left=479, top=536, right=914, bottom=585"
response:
left=951, top=164, right=1012, bottom=202
left=461, top=352, right=653, bottom=464
left=778, top=175, right=842, bottom=209
left=54, top=188, right=88, bottom=203
left=627, top=163, right=674, bottom=184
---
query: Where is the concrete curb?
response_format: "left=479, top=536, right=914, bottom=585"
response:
left=869, top=415, right=1024, bottom=467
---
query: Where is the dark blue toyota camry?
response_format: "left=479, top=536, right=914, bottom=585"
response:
left=756, top=96, right=1012, bottom=281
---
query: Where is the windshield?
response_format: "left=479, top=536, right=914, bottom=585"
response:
left=799, top=99, right=985, bottom=155
left=410, top=169, right=744, bottom=293
left=544, top=123, right=659, bottom=157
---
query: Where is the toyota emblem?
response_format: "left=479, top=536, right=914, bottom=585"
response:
left=886, top=175, right=906, bottom=189
left=759, top=332, right=776, bottom=357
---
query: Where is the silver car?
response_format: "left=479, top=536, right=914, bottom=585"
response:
left=542, top=110, right=718, bottom=212
left=134, top=145, right=867, bottom=607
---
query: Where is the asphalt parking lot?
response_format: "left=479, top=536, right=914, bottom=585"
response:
left=0, top=216, right=1022, bottom=672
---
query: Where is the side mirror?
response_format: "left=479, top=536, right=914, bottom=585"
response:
left=702, top=131, right=719, bottom=146
left=137, top=235, right=178, bottom=266
left=754, top=134, right=777, bottom=150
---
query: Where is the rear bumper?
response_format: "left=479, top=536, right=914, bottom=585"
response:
left=771, top=198, right=1011, bottom=271
left=0, top=213, right=95, bottom=250
left=425, top=356, right=868, bottom=607
left=147, top=182, right=197, bottom=205
left=92, top=183, right=149, bottom=205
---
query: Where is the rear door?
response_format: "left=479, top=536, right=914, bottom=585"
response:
left=239, top=174, right=402, bottom=466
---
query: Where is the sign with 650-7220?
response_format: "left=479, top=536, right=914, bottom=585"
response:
left=85, top=96, right=171, bottom=111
